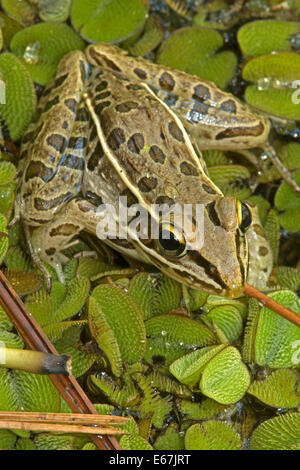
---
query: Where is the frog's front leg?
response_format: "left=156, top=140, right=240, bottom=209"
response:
left=28, top=198, right=106, bottom=285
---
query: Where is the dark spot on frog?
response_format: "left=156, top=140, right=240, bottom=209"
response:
left=120, top=188, right=138, bottom=206
left=46, top=134, right=67, bottom=153
left=86, top=191, right=103, bottom=207
left=202, top=183, right=217, bottom=194
left=34, top=192, right=72, bottom=211
left=127, top=133, right=144, bottom=154
left=215, top=122, right=265, bottom=140
left=50, top=223, right=80, bottom=236
left=76, top=107, right=89, bottom=122
left=192, top=84, right=211, bottom=101
left=116, top=101, right=139, bottom=113
left=95, top=101, right=111, bottom=114
left=188, top=101, right=210, bottom=123
left=68, top=136, right=88, bottom=150
left=126, top=83, right=143, bottom=91
left=163, top=93, right=178, bottom=107
left=87, top=141, right=104, bottom=171
left=95, top=80, right=108, bottom=93
left=258, top=246, right=269, bottom=256
left=220, top=99, right=237, bottom=114
left=180, top=161, right=198, bottom=176
left=79, top=59, right=89, bottom=82
left=102, top=56, right=121, bottom=72
left=138, top=177, right=158, bottom=192
left=159, top=72, right=175, bottom=92
left=44, top=95, right=60, bottom=112
left=155, top=195, right=175, bottom=206
left=95, top=91, right=111, bottom=101
left=149, top=145, right=166, bottom=164
left=61, top=153, right=84, bottom=171
left=168, top=121, right=183, bottom=142
left=62, top=121, right=68, bottom=129
left=25, top=161, right=54, bottom=183
left=107, top=127, right=126, bottom=150
left=45, top=247, right=56, bottom=256
left=54, top=73, right=68, bottom=89
left=134, top=67, right=147, bottom=79
left=22, top=130, right=36, bottom=144
left=64, top=98, right=78, bottom=114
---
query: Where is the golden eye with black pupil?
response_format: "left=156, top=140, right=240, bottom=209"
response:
left=237, top=201, right=252, bottom=231
left=157, top=223, right=186, bottom=258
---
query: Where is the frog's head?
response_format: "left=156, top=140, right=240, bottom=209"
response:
left=131, top=196, right=251, bottom=298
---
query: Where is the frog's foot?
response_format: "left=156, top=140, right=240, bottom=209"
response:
left=23, top=223, right=53, bottom=292
left=74, top=250, right=98, bottom=259
left=263, top=143, right=300, bottom=195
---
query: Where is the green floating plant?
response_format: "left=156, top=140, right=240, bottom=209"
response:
left=202, top=294, right=248, bottom=320
left=238, top=20, right=300, bottom=57
left=277, top=266, right=300, bottom=291
left=71, top=0, right=148, bottom=44
left=274, top=168, right=300, bottom=232
left=146, top=370, right=192, bottom=398
left=154, top=423, right=185, bottom=450
left=43, top=319, right=96, bottom=378
left=242, top=52, right=300, bottom=120
left=0, top=368, right=60, bottom=413
left=0, top=52, right=36, bottom=140
left=37, top=0, right=72, bottom=23
left=1, top=0, right=36, bottom=26
left=120, top=434, right=153, bottom=450
left=0, top=429, right=17, bottom=450
left=0, top=328, right=24, bottom=349
left=202, top=149, right=229, bottom=167
left=185, top=422, right=242, bottom=450
left=204, top=304, right=243, bottom=343
left=16, top=438, right=36, bottom=451
left=129, top=273, right=181, bottom=320
left=0, top=184, right=15, bottom=218
left=34, top=433, right=90, bottom=451
left=243, top=291, right=300, bottom=368
left=250, top=412, right=300, bottom=450
left=263, top=208, right=280, bottom=261
left=145, top=313, right=215, bottom=368
left=0, top=213, right=8, bottom=265
left=208, top=165, right=252, bottom=200
left=10, top=22, right=85, bottom=85
left=178, top=397, right=231, bottom=421
left=0, top=161, right=16, bottom=185
left=26, top=277, right=90, bottom=326
left=170, top=345, right=250, bottom=404
left=156, top=26, right=237, bottom=89
left=88, top=284, right=146, bottom=376
left=4, top=269, right=43, bottom=296
left=4, top=245, right=33, bottom=272
left=89, top=373, right=139, bottom=408
left=248, top=369, right=300, bottom=408
left=0, top=12, right=23, bottom=47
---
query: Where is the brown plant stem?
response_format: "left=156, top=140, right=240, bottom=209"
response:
left=0, top=270, right=121, bottom=450
left=244, top=283, right=300, bottom=328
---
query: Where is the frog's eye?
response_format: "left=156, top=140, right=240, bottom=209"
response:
left=157, top=223, right=187, bottom=258
left=237, top=201, right=252, bottom=231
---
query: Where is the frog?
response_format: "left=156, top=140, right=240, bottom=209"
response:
left=14, top=43, right=274, bottom=297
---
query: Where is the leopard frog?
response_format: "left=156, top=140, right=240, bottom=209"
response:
left=16, top=44, right=273, bottom=297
